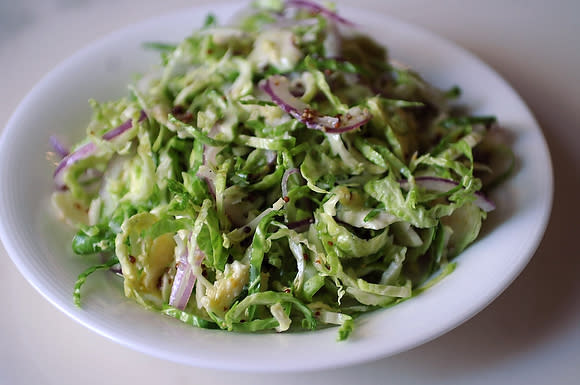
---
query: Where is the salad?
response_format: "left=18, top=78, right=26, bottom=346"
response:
left=50, top=0, right=513, bottom=340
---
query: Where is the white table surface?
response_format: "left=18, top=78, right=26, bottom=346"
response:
left=1, top=1, right=579, bottom=384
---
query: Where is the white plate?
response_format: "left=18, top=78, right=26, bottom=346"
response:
left=0, top=2, right=552, bottom=372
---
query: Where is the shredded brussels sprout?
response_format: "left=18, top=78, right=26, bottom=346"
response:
left=54, top=0, right=513, bottom=341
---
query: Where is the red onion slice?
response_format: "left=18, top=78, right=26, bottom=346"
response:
left=53, top=111, right=147, bottom=189
left=169, top=246, right=205, bottom=310
left=169, top=254, right=195, bottom=310
left=400, top=176, right=496, bottom=212
left=323, top=106, right=372, bottom=134
left=286, top=0, right=355, bottom=26
left=102, top=110, right=147, bottom=140
left=53, top=142, right=97, bottom=189
left=262, top=75, right=308, bottom=117
left=262, top=75, right=371, bottom=134
left=50, top=135, right=69, bottom=158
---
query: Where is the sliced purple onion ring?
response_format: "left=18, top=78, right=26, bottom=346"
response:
left=50, top=135, right=70, bottom=158
left=263, top=75, right=308, bottom=115
left=53, top=142, right=97, bottom=189
left=400, top=176, right=496, bottom=212
left=262, top=75, right=372, bottom=134
left=285, top=0, right=355, bottom=26
left=169, top=246, right=205, bottom=310
left=53, top=110, right=147, bottom=189
left=102, top=110, right=147, bottom=140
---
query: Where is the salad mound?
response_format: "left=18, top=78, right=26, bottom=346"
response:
left=51, top=0, right=513, bottom=340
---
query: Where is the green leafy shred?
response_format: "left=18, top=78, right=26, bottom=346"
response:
left=73, top=258, right=119, bottom=307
